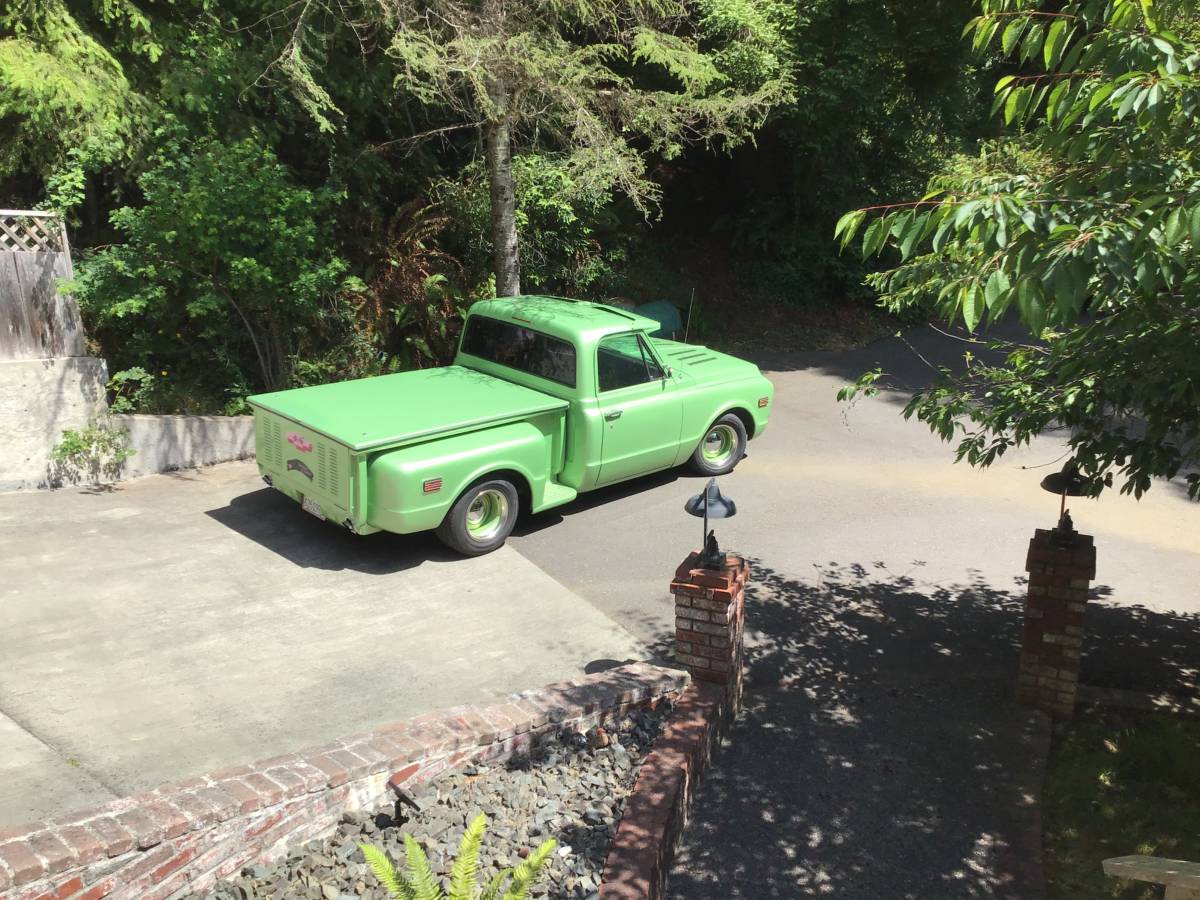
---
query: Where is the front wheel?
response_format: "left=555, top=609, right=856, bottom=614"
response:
left=688, top=413, right=748, bottom=476
left=435, top=479, right=519, bottom=556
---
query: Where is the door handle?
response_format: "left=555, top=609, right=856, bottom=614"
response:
left=604, top=410, right=623, bottom=421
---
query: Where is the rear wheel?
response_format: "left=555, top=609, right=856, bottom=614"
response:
left=435, top=478, right=519, bottom=556
left=688, top=413, right=748, bottom=476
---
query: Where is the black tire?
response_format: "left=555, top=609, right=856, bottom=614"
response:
left=435, top=478, right=520, bottom=556
left=688, top=413, right=748, bottom=476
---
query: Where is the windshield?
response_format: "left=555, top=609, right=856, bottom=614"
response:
left=460, top=315, right=577, bottom=388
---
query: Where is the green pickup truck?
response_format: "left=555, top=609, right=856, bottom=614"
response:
left=249, top=296, right=773, bottom=555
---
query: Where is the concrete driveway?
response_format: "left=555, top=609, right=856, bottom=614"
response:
left=0, top=465, right=645, bottom=828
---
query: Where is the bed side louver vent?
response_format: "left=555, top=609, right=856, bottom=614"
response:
left=265, top=418, right=283, bottom=468
left=316, top=443, right=330, bottom=494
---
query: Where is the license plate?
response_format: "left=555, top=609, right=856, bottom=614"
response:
left=301, top=496, right=324, bottom=520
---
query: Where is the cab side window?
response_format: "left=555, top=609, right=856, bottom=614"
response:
left=597, top=333, right=663, bottom=392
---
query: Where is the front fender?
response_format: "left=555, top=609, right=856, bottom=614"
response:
left=365, top=422, right=551, bottom=534
left=677, top=372, right=774, bottom=462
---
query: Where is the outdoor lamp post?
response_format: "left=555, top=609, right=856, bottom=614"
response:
left=684, top=477, right=737, bottom=568
left=1039, top=459, right=1090, bottom=544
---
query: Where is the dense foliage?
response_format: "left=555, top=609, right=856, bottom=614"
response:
left=77, top=133, right=353, bottom=409
left=4, top=0, right=988, bottom=412
left=838, top=0, right=1200, bottom=499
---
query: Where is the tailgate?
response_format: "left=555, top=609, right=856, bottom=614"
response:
left=255, top=407, right=353, bottom=513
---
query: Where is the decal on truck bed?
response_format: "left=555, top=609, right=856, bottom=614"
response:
left=287, top=458, right=314, bottom=480
left=286, top=431, right=314, bottom=453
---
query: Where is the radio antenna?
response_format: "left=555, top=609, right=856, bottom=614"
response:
left=683, top=288, right=696, bottom=343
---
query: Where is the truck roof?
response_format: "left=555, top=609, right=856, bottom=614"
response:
left=468, top=296, right=662, bottom=343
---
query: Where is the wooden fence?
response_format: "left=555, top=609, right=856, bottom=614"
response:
left=0, top=209, right=86, bottom=360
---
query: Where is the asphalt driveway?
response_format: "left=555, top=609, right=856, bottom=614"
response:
left=507, top=325, right=1200, bottom=896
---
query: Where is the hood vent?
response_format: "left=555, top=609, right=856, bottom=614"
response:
left=660, top=345, right=720, bottom=366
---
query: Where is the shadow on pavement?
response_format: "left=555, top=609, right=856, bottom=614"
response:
left=668, top=559, right=1200, bottom=899
left=204, top=486, right=456, bottom=572
left=512, top=467, right=695, bottom=536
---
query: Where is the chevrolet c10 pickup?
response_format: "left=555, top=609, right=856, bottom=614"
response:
left=248, top=296, right=773, bottom=555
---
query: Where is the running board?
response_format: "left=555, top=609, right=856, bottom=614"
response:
left=538, top=480, right=578, bottom=512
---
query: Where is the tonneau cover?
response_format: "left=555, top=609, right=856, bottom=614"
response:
left=249, top=366, right=567, bottom=452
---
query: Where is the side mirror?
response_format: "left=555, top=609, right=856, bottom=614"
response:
left=664, top=366, right=673, bottom=379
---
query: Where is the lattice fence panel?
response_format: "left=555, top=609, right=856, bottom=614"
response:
left=0, top=211, right=66, bottom=252
left=1, top=210, right=83, bottom=359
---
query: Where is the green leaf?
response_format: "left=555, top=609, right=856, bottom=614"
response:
left=1189, top=206, right=1200, bottom=246
left=1164, top=207, right=1186, bottom=245
left=504, top=839, right=556, bottom=900
left=360, top=845, right=415, bottom=900
left=861, top=216, right=887, bottom=259
left=1002, top=18, right=1026, bottom=55
left=962, top=282, right=985, bottom=331
left=450, top=814, right=486, bottom=898
left=931, top=217, right=955, bottom=253
left=833, top=208, right=866, bottom=246
left=1044, top=19, right=1069, bottom=68
left=1046, top=78, right=1071, bottom=125
left=1088, top=81, right=1117, bottom=111
left=984, top=268, right=1010, bottom=309
left=1019, top=22, right=1046, bottom=64
left=403, top=834, right=440, bottom=898
left=1116, top=85, right=1142, bottom=119
left=1017, top=278, right=1046, bottom=335
left=900, top=211, right=928, bottom=260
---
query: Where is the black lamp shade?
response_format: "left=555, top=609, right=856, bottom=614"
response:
left=684, top=478, right=737, bottom=519
left=1040, top=460, right=1089, bottom=496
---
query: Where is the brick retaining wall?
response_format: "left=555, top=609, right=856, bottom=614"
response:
left=596, top=552, right=750, bottom=899
left=600, top=681, right=726, bottom=900
left=0, top=663, right=687, bottom=900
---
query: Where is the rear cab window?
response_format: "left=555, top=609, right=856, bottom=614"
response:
left=460, top=315, right=577, bottom=388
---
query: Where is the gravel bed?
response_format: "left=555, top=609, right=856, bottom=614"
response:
left=192, top=703, right=671, bottom=900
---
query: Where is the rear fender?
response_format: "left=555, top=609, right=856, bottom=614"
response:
left=366, top=422, right=551, bottom=534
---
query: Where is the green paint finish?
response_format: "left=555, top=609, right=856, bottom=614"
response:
left=250, top=296, right=773, bottom=544
left=250, top=365, right=567, bottom=452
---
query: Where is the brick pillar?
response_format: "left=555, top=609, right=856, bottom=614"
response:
left=671, top=552, right=749, bottom=713
left=1017, top=525, right=1096, bottom=719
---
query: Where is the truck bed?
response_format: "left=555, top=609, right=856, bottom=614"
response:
left=248, top=366, right=568, bottom=452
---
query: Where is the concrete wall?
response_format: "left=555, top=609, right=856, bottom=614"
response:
left=117, top=414, right=255, bottom=480
left=0, top=359, right=256, bottom=493
left=0, top=357, right=108, bottom=492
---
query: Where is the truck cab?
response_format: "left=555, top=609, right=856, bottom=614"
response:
left=249, top=296, right=773, bottom=555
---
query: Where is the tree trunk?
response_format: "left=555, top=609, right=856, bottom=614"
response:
left=485, top=117, right=520, bottom=297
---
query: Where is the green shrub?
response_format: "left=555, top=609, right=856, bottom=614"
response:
left=50, top=420, right=134, bottom=483
left=105, top=367, right=155, bottom=413
left=360, top=813, right=556, bottom=900
left=74, top=130, right=353, bottom=411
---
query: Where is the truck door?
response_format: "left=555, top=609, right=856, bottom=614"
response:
left=596, top=332, right=683, bottom=485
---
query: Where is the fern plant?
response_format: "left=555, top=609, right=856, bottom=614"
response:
left=360, top=813, right=556, bottom=900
